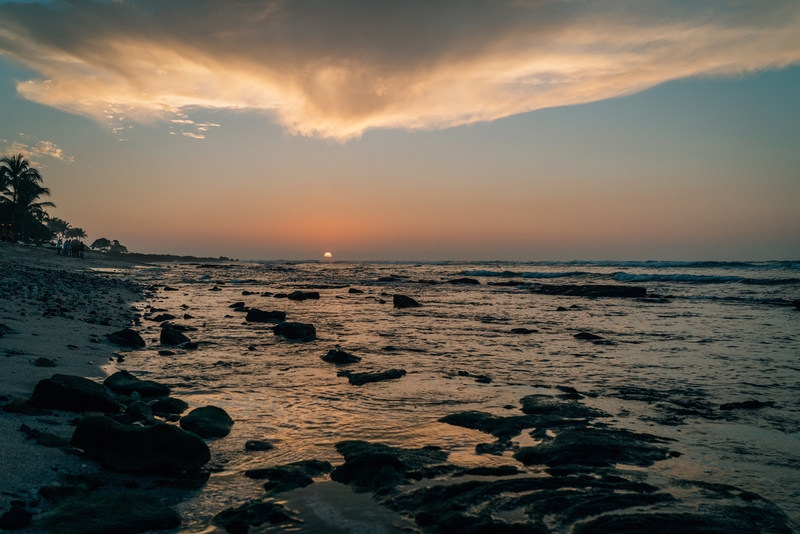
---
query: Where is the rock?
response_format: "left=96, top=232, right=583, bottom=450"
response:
left=29, top=374, right=122, bottom=413
left=719, top=400, right=776, bottom=411
left=38, top=492, right=180, bottom=534
left=245, top=309, right=286, bottom=323
left=337, top=369, right=406, bottom=386
left=574, top=332, right=603, bottom=340
left=212, top=501, right=299, bottom=533
left=19, top=424, right=70, bottom=448
left=287, top=291, right=320, bottom=301
left=180, top=342, right=199, bottom=350
left=104, top=370, right=170, bottom=398
left=158, top=350, right=175, bottom=356
left=393, top=295, right=421, bottom=308
left=272, top=322, right=316, bottom=341
left=150, top=313, right=176, bottom=322
left=532, top=284, right=647, bottom=298
left=160, top=324, right=190, bottom=346
left=439, top=411, right=543, bottom=440
left=209, top=286, right=222, bottom=291
left=348, top=288, right=364, bottom=294
left=321, top=350, right=361, bottom=364
left=183, top=313, right=194, bottom=319
left=792, top=299, right=800, bottom=309
left=150, top=397, right=189, bottom=415
left=0, top=507, right=32, bottom=530
left=125, top=401, right=154, bottom=423
left=34, top=357, right=57, bottom=367
left=180, top=406, right=234, bottom=438
left=245, top=440, right=274, bottom=451
left=244, top=459, right=332, bottom=494
left=228, top=301, right=246, bottom=308
left=105, top=329, right=146, bottom=348
left=273, top=293, right=288, bottom=298
left=163, top=286, right=179, bottom=291
left=70, top=415, right=210, bottom=472
left=2, top=398, right=53, bottom=416
left=447, top=278, right=480, bottom=285
left=510, top=328, right=537, bottom=334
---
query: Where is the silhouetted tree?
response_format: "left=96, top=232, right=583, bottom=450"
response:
left=65, top=227, right=87, bottom=239
left=0, top=154, right=55, bottom=242
left=47, top=217, right=70, bottom=240
left=90, top=237, right=111, bottom=251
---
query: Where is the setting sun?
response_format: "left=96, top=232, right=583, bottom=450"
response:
left=324, top=252, right=332, bottom=258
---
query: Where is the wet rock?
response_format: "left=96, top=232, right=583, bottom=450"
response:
left=439, top=411, right=541, bottom=440
left=209, top=285, right=222, bottom=291
left=29, top=374, right=122, bottom=413
left=34, top=357, right=57, bottom=367
left=245, top=440, right=274, bottom=451
left=792, top=299, right=800, bottom=309
left=245, top=309, right=286, bottom=323
left=104, top=370, right=170, bottom=398
left=105, top=328, right=146, bottom=349
left=532, top=284, right=647, bottom=298
left=509, top=328, right=537, bottom=334
left=180, top=342, right=199, bottom=350
left=459, top=466, right=522, bottom=477
left=70, top=415, right=210, bottom=472
left=229, top=301, right=245, bottom=308
left=180, top=406, right=234, bottom=438
left=321, top=349, right=362, bottom=364
left=150, top=313, right=176, bottom=322
left=574, top=332, right=603, bottom=340
left=331, top=440, right=448, bottom=493
left=719, top=400, right=776, bottom=411
left=125, top=401, right=154, bottom=423
left=158, top=350, right=175, bottom=356
left=0, top=507, right=32, bottom=530
left=287, top=290, right=320, bottom=301
left=160, top=324, right=190, bottom=346
left=183, top=313, right=194, bottom=319
left=150, top=397, right=189, bottom=416
left=337, top=368, right=406, bottom=386
left=2, top=398, right=53, bottom=416
left=19, top=424, right=71, bottom=448
left=163, top=286, right=179, bottom=291
left=348, top=287, right=364, bottom=294
left=273, top=293, right=288, bottom=298
left=245, top=460, right=332, bottom=494
left=38, top=492, right=180, bottom=534
left=519, top=395, right=605, bottom=420
left=393, top=294, right=421, bottom=308
left=448, top=278, right=480, bottom=285
left=211, top=501, right=300, bottom=533
left=272, top=322, right=316, bottom=341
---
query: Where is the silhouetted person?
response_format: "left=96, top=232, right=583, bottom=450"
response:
left=64, top=240, right=72, bottom=258
left=56, top=238, right=62, bottom=255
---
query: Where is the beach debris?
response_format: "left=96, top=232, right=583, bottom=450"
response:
left=211, top=500, right=300, bottom=533
left=272, top=322, right=316, bottom=341
left=245, top=309, right=286, bottom=322
left=348, top=287, right=364, bottom=294
left=0, top=507, right=32, bottom=530
left=105, top=328, right=146, bottom=348
left=531, top=283, right=647, bottom=298
left=71, top=415, right=210, bottom=472
left=34, top=357, right=57, bottom=367
left=104, top=370, right=170, bottom=398
left=321, top=349, right=361, bottom=364
left=719, top=400, right=776, bottom=411
left=29, top=374, right=122, bottom=413
left=179, top=406, right=234, bottom=438
left=287, top=290, right=320, bottom=301
left=150, top=397, right=188, bottom=416
left=37, top=492, right=180, bottom=534
left=574, top=332, right=603, bottom=340
left=393, top=294, right=421, bottom=308
left=447, top=277, right=480, bottom=285
left=337, top=368, right=406, bottom=386
left=244, top=459, right=332, bottom=494
left=160, top=323, right=191, bottom=345
left=245, top=440, right=274, bottom=452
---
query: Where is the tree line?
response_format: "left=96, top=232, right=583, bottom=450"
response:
left=1, top=153, right=128, bottom=253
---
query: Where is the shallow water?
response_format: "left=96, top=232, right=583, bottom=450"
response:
left=113, top=261, right=800, bottom=531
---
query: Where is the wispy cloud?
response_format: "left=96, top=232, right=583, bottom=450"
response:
left=0, top=0, right=798, bottom=140
left=1, top=137, right=74, bottom=164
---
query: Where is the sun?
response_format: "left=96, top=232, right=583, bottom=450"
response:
left=323, top=252, right=333, bottom=258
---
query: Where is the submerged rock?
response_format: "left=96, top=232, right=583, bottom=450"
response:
left=71, top=415, right=210, bottom=472
left=29, top=374, right=122, bottom=413
left=574, top=332, right=604, bottom=340
left=245, top=440, right=275, bottom=451
left=321, top=349, right=361, bottom=364
left=287, top=291, right=320, bottom=301
left=160, top=324, right=190, bottom=346
left=104, top=370, right=170, bottom=398
left=272, top=322, right=316, bottom=341
left=509, top=328, right=537, bottom=334
left=180, top=406, right=234, bottom=438
left=337, top=368, right=406, bottom=386
left=393, top=294, right=421, bottom=308
left=719, top=400, right=776, bottom=411
left=211, top=501, right=300, bottom=533
left=245, top=460, right=332, bottom=494
left=532, top=284, right=647, bottom=298
left=38, top=492, right=180, bottom=534
left=245, top=309, right=286, bottom=323
left=105, top=328, right=146, bottom=348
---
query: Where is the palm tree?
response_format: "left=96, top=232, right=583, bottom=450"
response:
left=0, top=154, right=55, bottom=243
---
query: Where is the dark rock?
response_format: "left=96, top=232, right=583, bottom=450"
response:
left=287, top=291, right=320, bottom=301
left=150, top=397, right=189, bottom=415
left=448, top=278, right=480, bottom=285
left=34, top=357, right=57, bottom=367
left=557, top=306, right=568, bottom=311
left=209, top=286, right=222, bottom=291
left=183, top=313, right=194, bottom=319
left=180, top=406, right=234, bottom=438
left=245, top=440, right=274, bottom=451
left=19, top=424, right=70, bottom=448
left=532, top=284, right=647, bottom=298
left=510, top=328, right=537, bottom=334
left=393, top=295, right=421, bottom=308
left=163, top=286, right=179, bottom=291
left=273, top=293, right=288, bottom=298
left=125, top=401, right=154, bottom=423
left=272, top=322, right=316, bottom=341
left=439, top=411, right=541, bottom=440
left=180, top=342, right=199, bottom=350
left=160, top=324, right=190, bottom=346
left=229, top=301, right=245, bottom=308
left=2, top=398, right=53, bottom=416
left=348, top=288, right=364, bottom=294
left=487, top=280, right=530, bottom=286
left=321, top=350, right=361, bottom=364
left=719, top=400, right=776, bottom=411
left=70, top=415, right=210, bottom=472
left=792, top=299, right=800, bottom=309
left=574, top=332, right=603, bottom=340
left=150, top=313, right=176, bottom=322
left=158, top=350, right=175, bottom=356
left=245, top=309, right=286, bottom=323
left=104, top=370, right=170, bottom=398
left=38, top=492, right=180, bottom=534
left=242, top=290, right=255, bottom=295
left=212, top=501, right=299, bottom=533
left=460, top=465, right=522, bottom=477
left=337, top=369, right=406, bottom=386
left=105, top=329, right=145, bottom=349
left=0, top=507, right=32, bottom=530
left=29, top=374, right=122, bottom=413
left=244, top=460, right=332, bottom=494
left=474, top=375, right=492, bottom=384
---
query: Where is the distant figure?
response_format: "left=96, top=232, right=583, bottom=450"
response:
left=56, top=238, right=62, bottom=255
left=79, top=241, right=85, bottom=259
left=64, top=240, right=72, bottom=258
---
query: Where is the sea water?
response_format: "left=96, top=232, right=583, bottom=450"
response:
left=114, top=261, right=800, bottom=532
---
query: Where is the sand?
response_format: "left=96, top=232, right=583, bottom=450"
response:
left=0, top=242, right=143, bottom=512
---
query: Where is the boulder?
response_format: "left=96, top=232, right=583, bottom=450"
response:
left=287, top=291, right=320, bottom=301
left=105, top=329, right=145, bottom=349
left=104, top=370, right=170, bottom=398
left=71, top=415, right=210, bottom=472
left=160, top=325, right=190, bottom=346
left=337, top=369, right=406, bottom=386
left=212, top=501, right=299, bottom=533
left=29, top=375, right=122, bottom=413
left=393, top=295, right=421, bottom=308
left=180, top=406, right=234, bottom=438
left=245, top=309, right=286, bottom=323
left=244, top=459, right=332, bottom=494
left=272, top=322, right=316, bottom=341
left=321, top=350, right=361, bottom=364
left=0, top=507, right=32, bottom=530
left=150, top=397, right=189, bottom=415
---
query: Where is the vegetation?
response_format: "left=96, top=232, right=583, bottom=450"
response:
left=90, top=238, right=128, bottom=253
left=0, top=154, right=55, bottom=243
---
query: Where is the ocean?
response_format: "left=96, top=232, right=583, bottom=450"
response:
left=111, top=260, right=800, bottom=532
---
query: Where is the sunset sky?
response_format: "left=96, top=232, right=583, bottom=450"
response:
left=1, top=0, right=798, bottom=260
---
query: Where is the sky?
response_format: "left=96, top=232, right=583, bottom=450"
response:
left=0, top=0, right=798, bottom=261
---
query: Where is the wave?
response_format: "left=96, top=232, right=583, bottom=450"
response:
left=612, top=272, right=800, bottom=285
left=462, top=270, right=589, bottom=279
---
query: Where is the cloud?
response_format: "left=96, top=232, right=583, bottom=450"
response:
left=0, top=0, right=798, bottom=140
left=1, top=137, right=74, bottom=164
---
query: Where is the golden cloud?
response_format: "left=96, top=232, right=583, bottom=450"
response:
left=1, top=0, right=798, bottom=140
